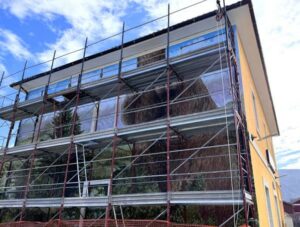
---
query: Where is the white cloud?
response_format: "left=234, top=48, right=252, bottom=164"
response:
left=131, top=0, right=238, bottom=36
left=0, top=28, right=33, bottom=61
left=0, top=28, right=31, bottom=90
left=0, top=0, right=238, bottom=63
left=0, top=0, right=129, bottom=64
left=134, top=0, right=237, bottom=22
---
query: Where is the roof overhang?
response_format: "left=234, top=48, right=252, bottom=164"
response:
left=227, top=1, right=279, bottom=136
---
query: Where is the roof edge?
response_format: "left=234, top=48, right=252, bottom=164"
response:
left=245, top=0, right=280, bottom=135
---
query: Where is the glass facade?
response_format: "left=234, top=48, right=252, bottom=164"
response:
left=18, top=26, right=231, bottom=145
left=16, top=68, right=231, bottom=145
left=26, top=29, right=226, bottom=101
left=169, top=29, right=225, bottom=58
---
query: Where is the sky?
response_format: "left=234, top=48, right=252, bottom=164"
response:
left=0, top=0, right=299, bottom=169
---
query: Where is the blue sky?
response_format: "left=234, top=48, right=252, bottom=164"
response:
left=0, top=0, right=299, bottom=169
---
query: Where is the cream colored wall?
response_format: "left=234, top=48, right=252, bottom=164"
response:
left=237, top=34, right=285, bottom=227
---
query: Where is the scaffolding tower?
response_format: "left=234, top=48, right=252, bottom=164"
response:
left=0, top=1, right=257, bottom=226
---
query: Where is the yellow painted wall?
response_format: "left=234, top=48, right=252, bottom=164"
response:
left=237, top=34, right=285, bottom=227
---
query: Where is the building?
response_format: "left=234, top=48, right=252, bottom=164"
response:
left=0, top=0, right=285, bottom=226
left=280, top=169, right=300, bottom=226
left=283, top=200, right=300, bottom=227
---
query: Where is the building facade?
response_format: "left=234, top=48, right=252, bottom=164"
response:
left=0, top=0, right=284, bottom=226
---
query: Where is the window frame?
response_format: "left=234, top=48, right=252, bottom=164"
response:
left=274, top=194, right=282, bottom=227
left=264, top=183, right=275, bottom=227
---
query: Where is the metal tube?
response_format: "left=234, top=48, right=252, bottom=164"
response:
left=166, top=4, right=171, bottom=227
left=221, top=0, right=256, bottom=224
left=56, top=38, right=88, bottom=226
left=0, top=71, right=4, bottom=87
left=105, top=22, right=125, bottom=227
left=75, top=144, right=82, bottom=197
left=19, top=51, right=57, bottom=221
left=0, top=61, right=27, bottom=181
left=82, top=145, right=88, bottom=184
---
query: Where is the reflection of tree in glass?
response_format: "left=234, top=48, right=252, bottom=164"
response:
left=35, top=108, right=84, bottom=201
left=97, top=98, right=116, bottom=131
left=50, top=109, right=82, bottom=139
left=15, top=118, right=35, bottom=145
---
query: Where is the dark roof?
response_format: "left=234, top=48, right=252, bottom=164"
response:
left=11, top=0, right=247, bottom=87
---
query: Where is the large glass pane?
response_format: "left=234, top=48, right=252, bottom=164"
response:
left=119, top=87, right=166, bottom=128
left=118, top=69, right=231, bottom=127
left=97, top=97, right=116, bottom=131
left=137, top=49, right=165, bottom=67
left=200, top=69, right=231, bottom=107
left=170, top=128, right=238, bottom=192
left=82, top=69, right=101, bottom=84
left=77, top=103, right=95, bottom=133
left=112, top=140, right=167, bottom=195
left=48, top=79, right=70, bottom=94
left=16, top=117, right=35, bottom=145
left=169, top=29, right=226, bottom=58
left=122, top=58, right=137, bottom=72
left=27, top=87, right=44, bottom=100
left=39, top=112, right=55, bottom=141
left=103, top=64, right=118, bottom=78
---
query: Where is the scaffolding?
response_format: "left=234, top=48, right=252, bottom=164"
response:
left=0, top=1, right=257, bottom=226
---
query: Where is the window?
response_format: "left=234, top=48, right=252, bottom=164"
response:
left=265, top=186, right=274, bottom=227
left=97, top=97, right=116, bottom=131
left=200, top=69, right=231, bottom=108
left=123, top=58, right=137, bottom=71
left=137, top=49, right=165, bottom=67
left=48, top=79, right=69, bottom=94
left=274, top=195, right=282, bottom=227
left=82, top=69, right=101, bottom=84
left=38, top=112, right=55, bottom=142
left=16, top=117, right=35, bottom=145
left=27, top=87, right=44, bottom=100
left=169, top=29, right=226, bottom=58
left=251, top=92, right=260, bottom=131
left=77, top=103, right=95, bottom=133
left=103, top=64, right=119, bottom=78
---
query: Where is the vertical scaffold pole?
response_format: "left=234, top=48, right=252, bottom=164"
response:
left=0, top=71, right=4, bottom=87
left=221, top=0, right=256, bottom=225
left=222, top=2, right=249, bottom=225
left=166, top=4, right=172, bottom=227
left=56, top=38, right=88, bottom=226
left=0, top=61, right=27, bottom=177
left=19, top=51, right=56, bottom=222
left=105, top=22, right=125, bottom=227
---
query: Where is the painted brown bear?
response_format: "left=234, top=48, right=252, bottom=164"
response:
left=120, top=77, right=239, bottom=225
